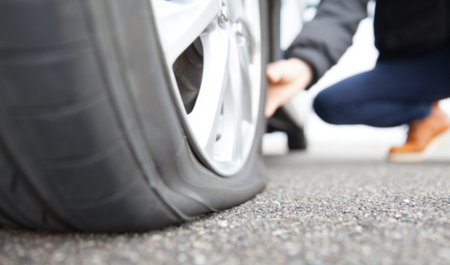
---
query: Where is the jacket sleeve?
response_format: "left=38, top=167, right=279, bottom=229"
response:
left=285, top=0, right=369, bottom=87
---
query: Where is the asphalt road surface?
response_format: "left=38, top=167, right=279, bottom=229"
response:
left=1, top=149, right=450, bottom=265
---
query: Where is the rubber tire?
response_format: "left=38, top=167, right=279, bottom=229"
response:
left=287, top=127, right=307, bottom=150
left=267, top=108, right=307, bottom=150
left=0, top=0, right=268, bottom=232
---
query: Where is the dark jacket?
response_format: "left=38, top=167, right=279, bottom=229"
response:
left=285, top=0, right=450, bottom=87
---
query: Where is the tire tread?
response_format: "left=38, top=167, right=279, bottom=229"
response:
left=0, top=0, right=179, bottom=231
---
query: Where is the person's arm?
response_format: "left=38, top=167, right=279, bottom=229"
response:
left=265, top=0, right=369, bottom=117
left=285, top=0, right=369, bottom=86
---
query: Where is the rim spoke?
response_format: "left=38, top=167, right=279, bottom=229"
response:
left=214, top=31, right=250, bottom=163
left=236, top=22, right=253, bottom=123
left=227, top=0, right=245, bottom=22
left=187, top=24, right=230, bottom=152
left=151, top=0, right=222, bottom=64
left=228, top=34, right=244, bottom=162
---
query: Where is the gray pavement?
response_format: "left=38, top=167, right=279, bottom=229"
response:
left=1, top=150, right=450, bottom=265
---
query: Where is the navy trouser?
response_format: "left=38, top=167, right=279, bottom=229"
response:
left=313, top=46, right=450, bottom=127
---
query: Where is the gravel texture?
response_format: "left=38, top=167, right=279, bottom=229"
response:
left=1, top=153, right=450, bottom=265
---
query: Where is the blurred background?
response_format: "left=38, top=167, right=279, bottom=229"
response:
left=263, top=0, right=450, bottom=157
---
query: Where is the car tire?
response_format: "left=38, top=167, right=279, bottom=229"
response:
left=0, top=0, right=268, bottom=232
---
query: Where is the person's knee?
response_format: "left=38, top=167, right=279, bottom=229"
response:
left=313, top=89, right=344, bottom=125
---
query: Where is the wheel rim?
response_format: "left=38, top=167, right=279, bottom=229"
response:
left=151, top=0, right=262, bottom=176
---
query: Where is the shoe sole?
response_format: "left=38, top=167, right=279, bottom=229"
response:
left=388, top=127, right=450, bottom=163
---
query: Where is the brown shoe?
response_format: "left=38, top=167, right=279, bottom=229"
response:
left=388, top=102, right=450, bottom=162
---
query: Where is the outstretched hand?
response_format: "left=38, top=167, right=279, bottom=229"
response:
left=265, top=58, right=313, bottom=118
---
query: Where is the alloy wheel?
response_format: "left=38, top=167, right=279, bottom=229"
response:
left=151, top=0, right=262, bottom=176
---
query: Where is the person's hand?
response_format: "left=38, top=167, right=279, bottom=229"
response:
left=265, top=58, right=313, bottom=118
